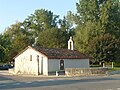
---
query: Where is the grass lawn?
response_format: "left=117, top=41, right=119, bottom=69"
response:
left=108, top=67, right=120, bottom=72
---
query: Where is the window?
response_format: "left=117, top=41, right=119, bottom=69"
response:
left=30, top=55, right=32, bottom=61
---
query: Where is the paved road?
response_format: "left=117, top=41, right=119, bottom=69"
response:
left=0, top=71, right=120, bottom=90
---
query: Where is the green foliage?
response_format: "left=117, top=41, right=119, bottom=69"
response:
left=0, top=45, right=5, bottom=62
left=37, top=28, right=68, bottom=48
left=99, top=0, right=120, bottom=37
left=74, top=23, right=90, bottom=53
left=0, top=1, right=120, bottom=65
left=1, top=22, right=34, bottom=62
left=74, top=0, right=102, bottom=54
left=23, top=9, right=59, bottom=37
left=74, top=0, right=120, bottom=64
left=0, top=9, right=74, bottom=63
left=108, top=67, right=120, bottom=71
left=88, top=34, right=119, bottom=63
left=0, top=34, right=11, bottom=63
left=74, top=21, right=101, bottom=53
left=7, top=34, right=33, bottom=62
left=75, top=0, right=120, bottom=34
left=76, top=0, right=99, bottom=24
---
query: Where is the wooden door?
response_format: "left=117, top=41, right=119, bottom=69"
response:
left=60, top=60, right=64, bottom=70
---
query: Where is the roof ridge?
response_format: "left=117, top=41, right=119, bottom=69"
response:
left=14, top=45, right=89, bottom=59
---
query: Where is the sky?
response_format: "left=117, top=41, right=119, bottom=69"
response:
left=0, top=0, right=79, bottom=33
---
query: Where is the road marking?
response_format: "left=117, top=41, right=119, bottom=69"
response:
left=47, top=79, right=55, bottom=81
left=26, top=82, right=32, bottom=84
left=37, top=79, right=55, bottom=82
left=36, top=78, right=66, bottom=82
left=37, top=80, right=46, bottom=82
left=0, top=85, right=6, bottom=87
left=12, top=83, right=20, bottom=85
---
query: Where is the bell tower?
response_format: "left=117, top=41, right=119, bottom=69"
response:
left=68, top=36, right=74, bottom=50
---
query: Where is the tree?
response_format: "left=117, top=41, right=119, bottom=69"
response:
left=23, top=9, right=59, bottom=37
left=37, top=28, right=68, bottom=48
left=2, top=22, right=34, bottom=62
left=1, top=9, right=75, bottom=63
left=74, top=0, right=120, bottom=53
left=36, top=13, right=76, bottom=49
left=74, top=19, right=105, bottom=53
left=76, top=0, right=99, bottom=24
left=88, top=34, right=120, bottom=63
left=0, top=45, right=5, bottom=62
left=74, top=0, right=101, bottom=53
left=99, top=0, right=120, bottom=38
left=0, top=33, right=12, bottom=63
left=7, top=34, right=33, bottom=62
left=0, top=34, right=4, bottom=62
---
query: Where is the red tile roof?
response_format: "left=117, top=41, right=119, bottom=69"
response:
left=33, top=46, right=89, bottom=59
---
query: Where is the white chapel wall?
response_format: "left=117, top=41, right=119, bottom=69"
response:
left=15, top=47, right=48, bottom=75
left=42, top=57, right=48, bottom=75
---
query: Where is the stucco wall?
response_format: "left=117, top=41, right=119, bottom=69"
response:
left=48, top=59, right=60, bottom=72
left=48, top=59, right=89, bottom=72
left=15, top=47, right=48, bottom=75
left=42, top=57, right=48, bottom=75
left=64, top=59, right=89, bottom=68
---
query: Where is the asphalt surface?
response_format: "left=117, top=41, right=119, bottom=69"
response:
left=0, top=71, right=120, bottom=90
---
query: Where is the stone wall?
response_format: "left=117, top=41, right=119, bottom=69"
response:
left=65, top=68, right=108, bottom=76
